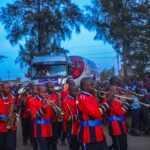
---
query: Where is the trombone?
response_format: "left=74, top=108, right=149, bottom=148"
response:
left=94, top=89, right=150, bottom=108
left=118, top=87, right=144, bottom=98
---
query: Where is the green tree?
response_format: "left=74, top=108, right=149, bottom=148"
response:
left=0, top=0, right=83, bottom=68
left=100, top=67, right=115, bottom=82
left=85, top=0, right=150, bottom=77
left=127, top=1, right=150, bottom=75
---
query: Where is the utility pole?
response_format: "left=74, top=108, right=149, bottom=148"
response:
left=117, top=53, right=120, bottom=76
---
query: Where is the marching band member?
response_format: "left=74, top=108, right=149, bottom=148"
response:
left=47, top=82, right=59, bottom=150
left=29, top=84, right=55, bottom=150
left=107, top=76, right=131, bottom=150
left=17, top=89, right=31, bottom=145
left=27, top=85, right=39, bottom=150
left=0, top=82, right=17, bottom=150
left=62, top=85, right=80, bottom=150
left=61, top=79, right=75, bottom=101
left=61, top=79, right=75, bottom=145
left=77, top=77, right=112, bottom=150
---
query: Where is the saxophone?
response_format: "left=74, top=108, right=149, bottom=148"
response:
left=7, top=95, right=18, bottom=129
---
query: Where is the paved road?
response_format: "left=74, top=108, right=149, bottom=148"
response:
left=16, top=122, right=150, bottom=150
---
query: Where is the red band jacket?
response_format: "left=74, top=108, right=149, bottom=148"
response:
left=77, top=91, right=106, bottom=144
left=108, top=98, right=130, bottom=136
left=62, top=95, right=80, bottom=136
left=0, top=94, right=17, bottom=132
left=47, top=93, right=58, bottom=123
left=17, top=94, right=31, bottom=119
left=29, top=95, right=55, bottom=138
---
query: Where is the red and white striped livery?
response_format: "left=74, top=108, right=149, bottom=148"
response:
left=70, top=56, right=100, bottom=85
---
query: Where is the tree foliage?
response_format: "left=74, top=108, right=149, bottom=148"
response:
left=0, top=55, right=7, bottom=60
left=85, top=0, right=150, bottom=76
left=127, top=1, right=150, bottom=75
left=0, top=0, right=83, bottom=68
left=100, top=67, right=115, bottom=82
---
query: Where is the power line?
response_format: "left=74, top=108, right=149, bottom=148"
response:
left=71, top=52, right=116, bottom=56
left=65, top=44, right=112, bottom=48
left=87, top=56, right=116, bottom=59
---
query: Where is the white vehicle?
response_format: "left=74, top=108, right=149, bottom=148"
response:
left=31, top=53, right=72, bottom=90
left=31, top=54, right=100, bottom=88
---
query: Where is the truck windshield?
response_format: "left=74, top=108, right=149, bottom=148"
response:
left=32, top=64, right=67, bottom=78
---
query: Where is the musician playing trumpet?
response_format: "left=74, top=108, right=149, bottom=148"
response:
left=0, top=82, right=17, bottom=150
left=46, top=82, right=61, bottom=150
left=29, top=84, right=57, bottom=150
left=77, top=77, right=113, bottom=150
left=106, top=76, right=133, bottom=150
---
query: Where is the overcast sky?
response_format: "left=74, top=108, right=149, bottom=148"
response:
left=0, top=0, right=119, bottom=80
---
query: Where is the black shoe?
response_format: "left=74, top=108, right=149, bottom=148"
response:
left=108, top=144, right=114, bottom=150
left=33, top=145, right=38, bottom=150
left=23, top=141, right=28, bottom=145
left=61, top=140, right=66, bottom=145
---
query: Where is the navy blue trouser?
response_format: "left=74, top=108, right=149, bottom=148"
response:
left=111, top=134, right=127, bottom=150
left=67, top=123, right=80, bottom=150
left=20, top=116, right=31, bottom=142
left=37, top=137, right=52, bottom=150
left=0, top=130, right=16, bottom=150
left=29, top=120, right=38, bottom=150
left=83, top=140, right=108, bottom=150
left=68, top=134, right=80, bottom=150
left=51, top=122, right=59, bottom=150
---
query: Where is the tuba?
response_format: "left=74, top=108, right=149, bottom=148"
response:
left=17, top=83, right=30, bottom=112
left=17, top=82, right=31, bottom=95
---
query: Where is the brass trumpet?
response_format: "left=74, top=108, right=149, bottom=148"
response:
left=46, top=98, right=64, bottom=121
left=94, top=89, right=150, bottom=108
